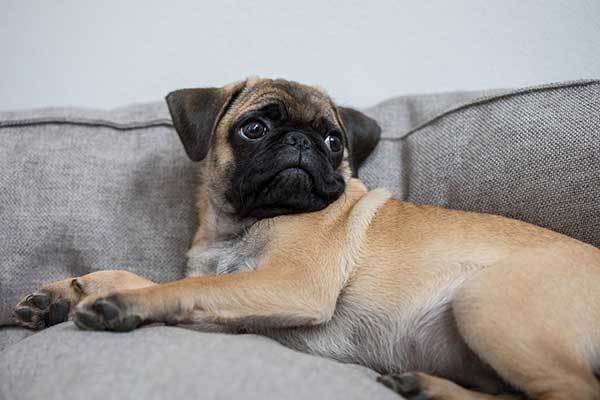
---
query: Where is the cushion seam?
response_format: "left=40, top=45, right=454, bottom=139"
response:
left=0, top=118, right=174, bottom=131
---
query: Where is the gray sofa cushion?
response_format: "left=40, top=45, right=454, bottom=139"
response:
left=0, top=323, right=397, bottom=400
left=0, top=327, right=33, bottom=352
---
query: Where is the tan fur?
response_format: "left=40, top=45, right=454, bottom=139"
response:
left=14, top=78, right=600, bottom=400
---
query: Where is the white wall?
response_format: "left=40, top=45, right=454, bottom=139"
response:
left=1, top=0, right=599, bottom=111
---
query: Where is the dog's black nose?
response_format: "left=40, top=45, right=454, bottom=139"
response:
left=284, top=131, right=312, bottom=151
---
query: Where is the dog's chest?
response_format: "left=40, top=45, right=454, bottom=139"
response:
left=185, top=233, right=267, bottom=277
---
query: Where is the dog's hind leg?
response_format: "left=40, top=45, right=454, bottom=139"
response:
left=451, top=249, right=600, bottom=400
left=14, top=270, right=155, bottom=330
left=378, top=372, right=523, bottom=399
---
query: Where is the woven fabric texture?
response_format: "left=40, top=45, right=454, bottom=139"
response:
left=0, top=322, right=398, bottom=400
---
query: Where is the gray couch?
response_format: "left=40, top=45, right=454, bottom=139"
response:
left=1, top=80, right=599, bottom=400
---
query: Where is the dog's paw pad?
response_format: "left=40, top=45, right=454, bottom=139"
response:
left=74, top=296, right=142, bottom=332
left=377, top=373, right=431, bottom=400
left=14, top=292, right=71, bottom=330
left=93, top=299, right=120, bottom=321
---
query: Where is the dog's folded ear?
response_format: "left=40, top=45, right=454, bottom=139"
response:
left=338, top=107, right=381, bottom=177
left=166, top=81, right=246, bottom=161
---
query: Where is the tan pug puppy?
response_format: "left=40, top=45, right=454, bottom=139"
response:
left=14, top=77, right=600, bottom=400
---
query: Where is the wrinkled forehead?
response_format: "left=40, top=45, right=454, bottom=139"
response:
left=228, top=79, right=339, bottom=124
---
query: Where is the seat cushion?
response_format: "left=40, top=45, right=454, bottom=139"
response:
left=0, top=326, right=33, bottom=352
left=0, top=323, right=398, bottom=400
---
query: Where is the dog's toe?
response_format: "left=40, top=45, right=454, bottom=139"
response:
left=14, top=291, right=71, bottom=330
left=48, top=298, right=71, bottom=325
left=378, top=373, right=431, bottom=400
left=30, top=293, right=51, bottom=309
left=15, top=306, right=33, bottom=322
left=73, top=307, right=105, bottom=330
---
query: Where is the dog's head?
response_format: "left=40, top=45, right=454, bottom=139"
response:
left=166, top=77, right=381, bottom=219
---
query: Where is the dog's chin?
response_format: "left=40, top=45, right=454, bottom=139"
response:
left=235, top=167, right=345, bottom=219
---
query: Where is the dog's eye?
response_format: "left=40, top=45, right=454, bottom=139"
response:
left=324, top=134, right=342, bottom=153
left=240, top=121, right=268, bottom=140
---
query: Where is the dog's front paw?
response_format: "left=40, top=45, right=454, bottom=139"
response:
left=73, top=295, right=143, bottom=332
left=14, top=291, right=71, bottom=330
left=378, top=373, right=432, bottom=400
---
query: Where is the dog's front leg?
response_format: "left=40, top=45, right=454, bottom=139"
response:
left=73, top=259, right=344, bottom=332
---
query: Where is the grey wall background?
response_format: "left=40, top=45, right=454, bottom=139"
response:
left=1, top=0, right=599, bottom=111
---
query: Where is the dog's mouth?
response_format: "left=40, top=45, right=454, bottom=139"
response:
left=275, top=167, right=312, bottom=181
left=227, top=152, right=345, bottom=220
left=262, top=165, right=314, bottom=197
left=250, top=164, right=314, bottom=196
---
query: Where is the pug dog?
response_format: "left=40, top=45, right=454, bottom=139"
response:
left=14, top=77, right=600, bottom=400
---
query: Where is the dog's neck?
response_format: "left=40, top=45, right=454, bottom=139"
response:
left=191, top=188, right=256, bottom=247
left=191, top=177, right=370, bottom=248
